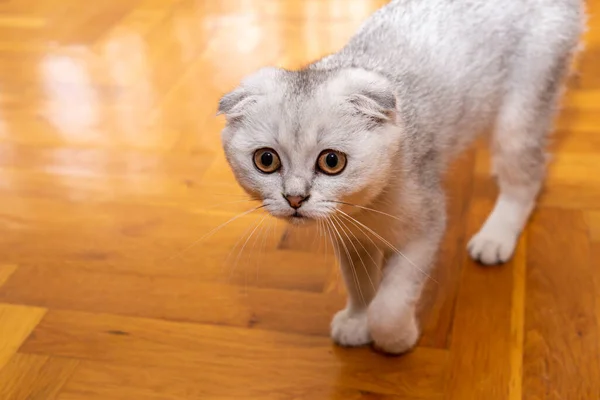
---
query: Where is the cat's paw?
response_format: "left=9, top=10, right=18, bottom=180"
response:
left=467, top=228, right=518, bottom=266
left=330, top=308, right=371, bottom=347
left=368, top=308, right=419, bottom=355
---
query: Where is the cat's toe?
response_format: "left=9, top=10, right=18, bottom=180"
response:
left=467, top=229, right=517, bottom=265
left=330, top=309, right=371, bottom=347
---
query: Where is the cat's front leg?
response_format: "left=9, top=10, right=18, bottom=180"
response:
left=367, top=235, right=439, bottom=354
left=329, top=238, right=382, bottom=348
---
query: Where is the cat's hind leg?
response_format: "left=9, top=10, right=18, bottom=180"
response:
left=468, top=37, right=577, bottom=265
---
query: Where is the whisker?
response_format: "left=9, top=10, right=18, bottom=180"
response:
left=256, top=217, right=272, bottom=281
left=321, top=219, right=331, bottom=269
left=223, top=215, right=262, bottom=271
left=316, top=219, right=325, bottom=257
left=207, top=193, right=257, bottom=198
left=323, top=219, right=340, bottom=267
left=331, top=214, right=376, bottom=296
left=315, top=220, right=321, bottom=254
left=167, top=205, right=265, bottom=261
left=316, top=219, right=325, bottom=263
left=203, top=198, right=261, bottom=211
left=248, top=215, right=268, bottom=261
left=327, top=200, right=402, bottom=221
left=328, top=217, right=366, bottom=307
left=332, top=213, right=380, bottom=269
left=323, top=218, right=343, bottom=290
left=335, top=209, right=438, bottom=284
left=309, top=221, right=321, bottom=250
left=328, top=208, right=384, bottom=258
left=229, top=215, right=267, bottom=281
left=246, top=216, right=269, bottom=288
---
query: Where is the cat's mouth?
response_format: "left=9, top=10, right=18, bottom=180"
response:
left=291, top=211, right=306, bottom=221
left=288, top=211, right=309, bottom=224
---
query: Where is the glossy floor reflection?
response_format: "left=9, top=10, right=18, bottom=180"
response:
left=0, top=1, right=599, bottom=399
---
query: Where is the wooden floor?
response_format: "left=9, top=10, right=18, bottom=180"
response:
left=0, top=1, right=599, bottom=399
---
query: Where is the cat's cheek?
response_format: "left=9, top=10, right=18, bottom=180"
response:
left=228, top=168, right=269, bottom=202
left=339, top=174, right=388, bottom=209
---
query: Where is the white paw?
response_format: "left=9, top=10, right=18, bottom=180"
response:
left=330, top=308, right=371, bottom=347
left=467, top=228, right=518, bottom=265
left=368, top=307, right=419, bottom=355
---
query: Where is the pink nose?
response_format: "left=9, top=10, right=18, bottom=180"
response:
left=285, top=195, right=308, bottom=209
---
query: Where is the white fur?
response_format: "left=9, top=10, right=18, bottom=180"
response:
left=468, top=191, right=536, bottom=265
left=331, top=308, right=371, bottom=347
left=218, top=0, right=585, bottom=354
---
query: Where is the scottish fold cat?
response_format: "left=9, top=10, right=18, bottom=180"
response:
left=217, top=0, right=584, bottom=354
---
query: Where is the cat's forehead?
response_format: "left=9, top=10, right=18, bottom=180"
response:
left=247, top=70, right=351, bottom=151
left=286, top=69, right=331, bottom=95
left=275, top=100, right=321, bottom=147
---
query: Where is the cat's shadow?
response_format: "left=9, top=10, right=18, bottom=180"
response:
left=330, top=342, right=430, bottom=398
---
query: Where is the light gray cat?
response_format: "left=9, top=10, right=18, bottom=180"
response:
left=217, top=0, right=585, bottom=354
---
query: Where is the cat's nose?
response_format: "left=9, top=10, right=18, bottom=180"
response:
left=284, top=194, right=309, bottom=209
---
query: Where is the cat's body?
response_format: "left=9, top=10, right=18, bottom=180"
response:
left=315, top=0, right=581, bottom=158
left=218, top=0, right=584, bottom=354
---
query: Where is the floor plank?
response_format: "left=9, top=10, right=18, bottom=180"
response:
left=523, top=209, right=600, bottom=399
left=0, top=304, right=46, bottom=370
left=0, top=265, right=17, bottom=288
left=0, top=265, right=343, bottom=336
left=0, top=353, right=78, bottom=400
left=445, top=179, right=516, bottom=400
left=23, top=310, right=448, bottom=399
left=418, top=150, right=475, bottom=349
left=0, top=0, right=598, bottom=398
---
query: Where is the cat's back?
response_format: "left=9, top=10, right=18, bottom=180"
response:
left=318, top=0, right=583, bottom=82
left=311, top=0, right=584, bottom=153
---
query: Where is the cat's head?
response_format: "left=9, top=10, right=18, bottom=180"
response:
left=218, top=67, right=403, bottom=223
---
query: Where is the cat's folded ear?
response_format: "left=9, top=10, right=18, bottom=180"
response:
left=330, top=68, right=398, bottom=125
left=217, top=67, right=282, bottom=119
left=216, top=87, right=252, bottom=119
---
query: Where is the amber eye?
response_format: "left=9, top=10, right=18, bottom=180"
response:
left=253, top=148, right=281, bottom=174
left=317, top=150, right=347, bottom=175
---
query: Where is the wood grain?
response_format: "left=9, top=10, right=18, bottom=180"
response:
left=523, top=209, right=600, bottom=399
left=0, top=0, right=598, bottom=398
left=0, top=304, right=46, bottom=370
left=446, top=179, right=515, bottom=400
left=0, top=354, right=78, bottom=400
left=0, top=265, right=17, bottom=288
left=23, top=310, right=448, bottom=399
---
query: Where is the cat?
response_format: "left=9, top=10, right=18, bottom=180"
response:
left=216, top=0, right=585, bottom=354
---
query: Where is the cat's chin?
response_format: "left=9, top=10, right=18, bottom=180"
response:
left=286, top=214, right=328, bottom=226
left=288, top=215, right=311, bottom=226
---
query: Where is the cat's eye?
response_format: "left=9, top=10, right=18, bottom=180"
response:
left=317, top=150, right=347, bottom=175
left=253, top=148, right=281, bottom=174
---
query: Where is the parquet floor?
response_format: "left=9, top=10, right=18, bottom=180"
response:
left=0, top=1, right=599, bottom=399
